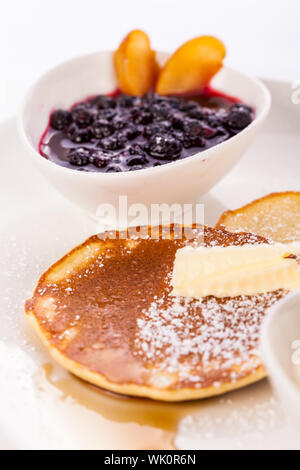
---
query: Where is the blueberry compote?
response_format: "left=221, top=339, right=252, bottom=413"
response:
left=40, top=91, right=254, bottom=172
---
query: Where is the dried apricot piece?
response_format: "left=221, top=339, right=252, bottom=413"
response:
left=114, top=30, right=159, bottom=95
left=156, top=36, right=226, bottom=95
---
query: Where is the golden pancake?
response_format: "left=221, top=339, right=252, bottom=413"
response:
left=217, top=191, right=300, bottom=243
left=25, top=225, right=287, bottom=402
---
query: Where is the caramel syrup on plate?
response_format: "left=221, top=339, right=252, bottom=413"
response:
left=41, top=363, right=205, bottom=450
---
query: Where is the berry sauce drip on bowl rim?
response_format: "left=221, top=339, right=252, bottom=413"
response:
left=39, top=89, right=254, bottom=173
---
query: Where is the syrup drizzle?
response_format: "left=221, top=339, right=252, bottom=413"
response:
left=41, top=363, right=205, bottom=450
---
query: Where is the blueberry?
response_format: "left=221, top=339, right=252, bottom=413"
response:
left=91, top=119, right=114, bottom=139
left=171, top=113, right=185, bottom=130
left=180, top=100, right=198, bottom=112
left=188, top=107, right=204, bottom=120
left=116, top=133, right=128, bottom=148
left=117, top=94, right=139, bottom=107
left=183, top=119, right=203, bottom=140
left=182, top=119, right=205, bottom=147
left=225, top=109, right=252, bottom=130
left=151, top=102, right=172, bottom=120
left=148, top=133, right=182, bottom=160
left=97, top=108, right=117, bottom=121
left=68, top=148, right=90, bottom=166
left=71, top=104, right=93, bottom=127
left=100, top=135, right=123, bottom=150
left=118, top=124, right=140, bottom=141
left=148, top=94, right=181, bottom=110
left=91, top=95, right=116, bottom=109
left=206, top=114, right=222, bottom=128
left=231, top=102, right=253, bottom=114
left=132, top=109, right=153, bottom=125
left=50, top=110, right=72, bottom=130
left=106, top=164, right=122, bottom=172
left=144, top=121, right=172, bottom=137
left=89, top=149, right=111, bottom=168
left=67, top=123, right=92, bottom=143
left=113, top=115, right=129, bottom=130
left=126, top=154, right=149, bottom=167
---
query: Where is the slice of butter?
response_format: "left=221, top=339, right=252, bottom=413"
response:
left=171, top=243, right=300, bottom=298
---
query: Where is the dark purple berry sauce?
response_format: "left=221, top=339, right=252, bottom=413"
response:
left=39, top=89, right=254, bottom=173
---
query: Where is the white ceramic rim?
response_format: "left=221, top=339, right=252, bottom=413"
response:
left=261, top=291, right=300, bottom=401
left=17, top=50, right=271, bottom=178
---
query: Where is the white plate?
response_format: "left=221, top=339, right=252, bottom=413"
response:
left=0, top=79, right=299, bottom=450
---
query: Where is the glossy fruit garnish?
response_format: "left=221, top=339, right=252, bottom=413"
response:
left=114, top=30, right=159, bottom=96
left=156, top=36, right=226, bottom=95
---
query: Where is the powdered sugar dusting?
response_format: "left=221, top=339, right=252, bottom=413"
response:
left=220, top=194, right=300, bottom=243
left=134, top=288, right=286, bottom=387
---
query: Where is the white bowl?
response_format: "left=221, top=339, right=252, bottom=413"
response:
left=17, top=51, right=271, bottom=224
left=261, top=291, right=300, bottom=429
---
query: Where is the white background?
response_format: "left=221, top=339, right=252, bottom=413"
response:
left=0, top=0, right=299, bottom=122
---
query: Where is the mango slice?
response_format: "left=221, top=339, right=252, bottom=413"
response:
left=114, top=30, right=159, bottom=96
left=156, top=36, right=226, bottom=95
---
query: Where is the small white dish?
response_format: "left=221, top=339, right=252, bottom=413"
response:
left=261, top=291, right=300, bottom=429
left=17, top=51, right=271, bottom=223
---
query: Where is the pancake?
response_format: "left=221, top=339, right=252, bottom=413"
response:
left=217, top=191, right=300, bottom=243
left=25, top=225, right=287, bottom=402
